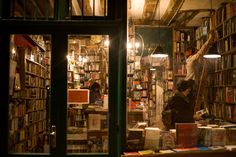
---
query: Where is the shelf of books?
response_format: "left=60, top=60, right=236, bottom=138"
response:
left=172, top=29, right=194, bottom=86
left=8, top=34, right=51, bottom=153
left=206, top=2, right=236, bottom=123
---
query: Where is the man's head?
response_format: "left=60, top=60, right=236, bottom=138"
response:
left=184, top=46, right=195, bottom=58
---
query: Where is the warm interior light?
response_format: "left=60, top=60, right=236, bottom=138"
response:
left=203, top=54, right=221, bottom=58
left=203, top=42, right=221, bottom=59
left=127, top=42, right=133, bottom=49
left=135, top=42, right=140, bottom=48
left=131, top=0, right=145, bottom=19
left=104, top=40, right=109, bottom=47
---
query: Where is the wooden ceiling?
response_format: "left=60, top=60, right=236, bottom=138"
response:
left=129, top=0, right=230, bottom=28
left=12, top=0, right=54, bottom=18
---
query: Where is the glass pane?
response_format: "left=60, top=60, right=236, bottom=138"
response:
left=10, top=0, right=54, bottom=19
left=8, top=34, right=51, bottom=153
left=67, top=35, right=109, bottom=153
left=71, top=0, right=107, bottom=16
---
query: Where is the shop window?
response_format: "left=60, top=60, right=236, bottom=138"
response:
left=10, top=0, right=54, bottom=19
left=67, top=35, right=109, bottom=153
left=8, top=34, right=51, bottom=153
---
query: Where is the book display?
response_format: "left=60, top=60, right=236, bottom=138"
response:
left=8, top=34, right=51, bottom=153
left=66, top=35, right=109, bottom=153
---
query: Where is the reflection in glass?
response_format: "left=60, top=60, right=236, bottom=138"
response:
left=67, top=35, right=109, bottom=153
left=8, top=34, right=51, bottom=153
left=71, top=0, right=107, bottom=16
left=10, top=0, right=54, bottom=19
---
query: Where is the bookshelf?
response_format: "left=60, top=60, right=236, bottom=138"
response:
left=172, top=29, right=194, bottom=86
left=8, top=34, right=50, bottom=152
left=206, top=2, right=236, bottom=123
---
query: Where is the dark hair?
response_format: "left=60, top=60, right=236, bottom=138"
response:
left=186, top=46, right=196, bottom=53
left=177, top=80, right=192, bottom=91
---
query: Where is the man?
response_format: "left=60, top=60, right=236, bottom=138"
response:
left=184, top=31, right=215, bottom=81
left=184, top=31, right=215, bottom=107
left=162, top=80, right=196, bottom=130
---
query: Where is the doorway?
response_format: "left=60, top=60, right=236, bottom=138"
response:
left=5, top=33, right=118, bottom=157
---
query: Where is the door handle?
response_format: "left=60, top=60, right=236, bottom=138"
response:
left=50, top=125, right=56, bottom=148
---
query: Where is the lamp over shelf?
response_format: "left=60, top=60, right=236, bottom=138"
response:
left=203, top=42, right=221, bottom=59
left=150, top=45, right=168, bottom=58
left=150, top=0, right=168, bottom=58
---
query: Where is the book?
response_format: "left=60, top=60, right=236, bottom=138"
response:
left=175, top=123, right=198, bottom=148
left=123, top=151, right=140, bottom=156
left=138, top=149, right=155, bottom=155
left=144, top=127, right=161, bottom=151
left=160, top=131, right=175, bottom=149
left=159, top=149, right=175, bottom=153
left=172, top=147, right=200, bottom=152
left=88, top=114, right=101, bottom=130
left=211, top=128, right=226, bottom=146
left=197, top=126, right=212, bottom=147
left=208, top=146, right=225, bottom=150
left=225, top=128, right=236, bottom=145
left=225, top=145, right=236, bottom=151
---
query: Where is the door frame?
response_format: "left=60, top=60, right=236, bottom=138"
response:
left=0, top=20, right=126, bottom=157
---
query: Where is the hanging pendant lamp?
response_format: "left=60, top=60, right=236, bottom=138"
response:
left=203, top=42, right=221, bottom=58
left=151, top=1, right=168, bottom=58
left=151, top=45, right=168, bottom=57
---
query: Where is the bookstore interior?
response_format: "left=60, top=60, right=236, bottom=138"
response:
left=2, top=0, right=236, bottom=157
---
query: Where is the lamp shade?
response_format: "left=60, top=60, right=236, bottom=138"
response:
left=203, top=42, right=221, bottom=58
left=151, top=45, right=168, bottom=58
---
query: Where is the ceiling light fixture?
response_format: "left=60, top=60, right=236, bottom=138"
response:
left=203, top=0, right=220, bottom=59
left=151, top=0, right=168, bottom=58
left=203, top=42, right=221, bottom=58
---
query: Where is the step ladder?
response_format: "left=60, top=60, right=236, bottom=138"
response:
left=194, top=60, right=208, bottom=113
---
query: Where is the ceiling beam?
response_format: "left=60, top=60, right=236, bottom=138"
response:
left=142, top=0, right=159, bottom=21
left=161, top=0, right=185, bottom=26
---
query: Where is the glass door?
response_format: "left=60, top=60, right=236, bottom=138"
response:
left=66, top=34, right=109, bottom=154
left=6, top=33, right=116, bottom=157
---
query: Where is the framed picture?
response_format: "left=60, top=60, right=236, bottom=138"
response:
left=68, top=89, right=90, bottom=104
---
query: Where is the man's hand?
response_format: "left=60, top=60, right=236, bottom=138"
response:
left=208, top=30, right=215, bottom=42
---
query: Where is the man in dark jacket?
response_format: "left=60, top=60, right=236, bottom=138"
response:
left=169, top=80, right=195, bottom=129
left=172, top=80, right=194, bottom=124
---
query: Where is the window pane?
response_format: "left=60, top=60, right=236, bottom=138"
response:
left=71, top=0, right=107, bottom=16
left=67, top=35, right=109, bottom=153
left=8, top=34, right=51, bottom=153
left=10, top=0, right=54, bottom=19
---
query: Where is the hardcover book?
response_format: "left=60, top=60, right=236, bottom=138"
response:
left=197, top=126, right=212, bottom=147
left=225, top=128, right=236, bottom=145
left=176, top=123, right=198, bottom=148
left=144, top=127, right=161, bottom=151
left=160, top=130, right=175, bottom=149
left=211, top=128, right=226, bottom=146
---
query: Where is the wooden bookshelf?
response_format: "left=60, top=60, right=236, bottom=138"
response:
left=8, top=34, right=50, bottom=153
left=205, top=2, right=236, bottom=123
left=172, top=28, right=194, bottom=86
